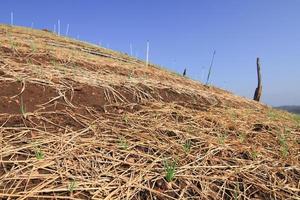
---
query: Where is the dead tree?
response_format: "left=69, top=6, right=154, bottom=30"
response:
left=183, top=68, right=187, bottom=77
left=253, top=57, right=262, bottom=101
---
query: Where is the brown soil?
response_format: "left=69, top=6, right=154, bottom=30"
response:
left=0, top=79, right=216, bottom=117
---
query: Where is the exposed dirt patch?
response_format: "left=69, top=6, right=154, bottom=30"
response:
left=71, top=85, right=107, bottom=110
left=0, top=81, right=61, bottom=114
left=0, top=81, right=109, bottom=114
left=0, top=80, right=204, bottom=115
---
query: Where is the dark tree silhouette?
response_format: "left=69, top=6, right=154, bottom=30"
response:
left=183, top=68, right=187, bottom=77
left=253, top=57, right=262, bottom=101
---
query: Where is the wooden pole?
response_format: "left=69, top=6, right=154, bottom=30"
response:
left=253, top=57, right=262, bottom=101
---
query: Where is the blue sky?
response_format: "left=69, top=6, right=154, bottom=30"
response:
left=1, top=1, right=299, bottom=106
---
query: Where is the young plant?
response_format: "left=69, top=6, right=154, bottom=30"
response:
left=118, top=137, right=129, bottom=150
left=183, top=139, right=192, bottom=153
left=30, top=40, right=37, bottom=53
left=123, top=115, right=129, bottom=124
left=234, top=183, right=240, bottom=200
left=128, top=71, right=133, bottom=79
left=35, top=148, right=44, bottom=160
left=279, top=134, right=289, bottom=157
left=9, top=34, right=17, bottom=52
left=20, top=96, right=27, bottom=119
left=218, top=133, right=227, bottom=145
left=68, top=180, right=77, bottom=192
left=238, top=132, right=246, bottom=143
left=163, top=160, right=176, bottom=182
left=251, top=151, right=259, bottom=160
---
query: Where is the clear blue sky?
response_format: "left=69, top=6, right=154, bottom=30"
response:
left=1, top=0, right=299, bottom=106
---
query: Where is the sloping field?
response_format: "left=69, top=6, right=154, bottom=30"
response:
left=0, top=24, right=299, bottom=200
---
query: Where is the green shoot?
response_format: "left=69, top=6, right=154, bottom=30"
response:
left=35, top=148, right=44, bottom=160
left=234, top=183, right=240, bottom=200
left=118, top=137, right=129, bottom=150
left=251, top=151, right=259, bottom=160
left=9, top=34, right=17, bottom=52
left=218, top=133, right=227, bottom=145
left=279, top=134, right=289, bottom=157
left=68, top=180, right=77, bottom=192
left=183, top=139, right=192, bottom=153
left=20, top=96, right=27, bottom=118
left=164, top=160, right=176, bottom=182
left=238, top=132, right=246, bottom=143
left=128, top=71, right=134, bottom=79
left=123, top=115, right=129, bottom=124
left=30, top=40, right=36, bottom=53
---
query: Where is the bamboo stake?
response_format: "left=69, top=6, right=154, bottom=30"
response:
left=146, top=40, right=149, bottom=66
left=58, top=19, right=60, bottom=36
left=10, top=12, right=14, bottom=25
left=205, top=50, right=216, bottom=85
left=65, top=24, right=69, bottom=36
left=130, top=43, right=133, bottom=56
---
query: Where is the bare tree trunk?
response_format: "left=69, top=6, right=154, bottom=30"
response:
left=253, top=57, right=262, bottom=101
left=183, top=68, right=187, bottom=77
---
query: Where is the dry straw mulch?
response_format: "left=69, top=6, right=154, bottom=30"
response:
left=0, top=25, right=299, bottom=199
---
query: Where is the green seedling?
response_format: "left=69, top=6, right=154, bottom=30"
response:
left=30, top=40, right=36, bottom=53
left=279, top=134, right=289, bottom=157
left=234, top=183, right=240, bottom=200
left=238, top=132, right=246, bottom=143
left=20, top=96, right=27, bottom=118
left=229, top=110, right=238, bottom=120
left=123, top=115, right=129, bottom=124
left=128, top=71, right=134, bottom=79
left=35, top=148, right=44, bottom=160
left=9, top=35, right=17, bottom=51
left=119, top=137, right=129, bottom=150
left=164, top=160, right=176, bottom=182
left=218, top=133, right=227, bottom=145
left=183, top=139, right=192, bottom=153
left=68, top=180, right=77, bottom=192
left=251, top=151, right=259, bottom=160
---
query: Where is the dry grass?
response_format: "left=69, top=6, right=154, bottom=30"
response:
left=0, top=24, right=299, bottom=199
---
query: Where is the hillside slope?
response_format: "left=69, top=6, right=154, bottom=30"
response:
left=0, top=24, right=299, bottom=200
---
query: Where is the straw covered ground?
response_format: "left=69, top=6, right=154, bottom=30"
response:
left=0, top=24, right=299, bottom=200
